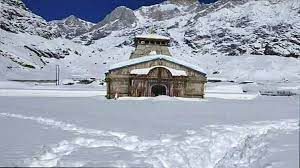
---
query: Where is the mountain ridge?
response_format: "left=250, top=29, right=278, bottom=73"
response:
left=49, top=15, right=95, bottom=39
left=0, top=0, right=299, bottom=81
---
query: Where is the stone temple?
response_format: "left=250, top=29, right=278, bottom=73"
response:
left=105, top=34, right=207, bottom=99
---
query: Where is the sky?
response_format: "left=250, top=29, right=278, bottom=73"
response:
left=22, top=0, right=218, bottom=23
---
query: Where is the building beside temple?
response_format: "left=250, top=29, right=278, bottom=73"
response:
left=105, top=34, right=207, bottom=99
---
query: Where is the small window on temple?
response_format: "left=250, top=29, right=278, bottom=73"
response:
left=162, top=42, right=166, bottom=45
left=151, top=41, right=155, bottom=44
left=145, top=41, right=149, bottom=44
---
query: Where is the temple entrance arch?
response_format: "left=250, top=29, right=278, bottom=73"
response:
left=151, top=84, right=167, bottom=96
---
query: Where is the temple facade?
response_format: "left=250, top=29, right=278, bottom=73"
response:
left=105, top=34, right=207, bottom=99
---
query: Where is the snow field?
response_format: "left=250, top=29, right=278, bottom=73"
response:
left=0, top=89, right=105, bottom=97
left=0, top=112, right=298, bottom=167
left=0, top=93, right=299, bottom=167
left=0, top=81, right=263, bottom=100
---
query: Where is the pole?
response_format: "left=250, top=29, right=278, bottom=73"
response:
left=56, top=65, right=60, bottom=85
left=57, top=65, right=60, bottom=85
left=55, top=65, right=58, bottom=86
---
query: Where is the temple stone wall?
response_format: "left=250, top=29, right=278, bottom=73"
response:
left=106, top=59, right=206, bottom=99
left=185, top=82, right=205, bottom=97
left=107, top=78, right=130, bottom=97
left=130, top=44, right=171, bottom=59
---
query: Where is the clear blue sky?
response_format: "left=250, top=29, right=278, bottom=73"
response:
left=22, top=0, right=218, bottom=23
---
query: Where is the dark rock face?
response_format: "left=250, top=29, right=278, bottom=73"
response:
left=2, top=0, right=27, bottom=10
left=115, top=40, right=133, bottom=48
left=167, top=22, right=179, bottom=29
left=76, top=29, right=111, bottom=46
left=0, top=49, right=36, bottom=69
left=24, top=45, right=65, bottom=59
left=264, top=44, right=279, bottom=56
left=263, top=42, right=300, bottom=58
left=0, top=0, right=60, bottom=39
left=0, top=22, right=17, bottom=33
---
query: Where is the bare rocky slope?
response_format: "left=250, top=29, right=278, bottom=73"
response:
left=0, top=0, right=299, bottom=82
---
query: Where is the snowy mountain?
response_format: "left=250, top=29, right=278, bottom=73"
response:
left=186, top=0, right=300, bottom=57
left=91, top=6, right=137, bottom=32
left=49, top=15, right=95, bottom=39
left=0, top=0, right=299, bottom=82
left=0, top=0, right=60, bottom=39
left=75, top=6, right=138, bottom=45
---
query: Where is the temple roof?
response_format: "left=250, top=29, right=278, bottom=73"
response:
left=135, top=34, right=170, bottom=40
left=108, top=55, right=206, bottom=75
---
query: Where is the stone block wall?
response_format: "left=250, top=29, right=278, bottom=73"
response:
left=106, top=60, right=207, bottom=99
left=130, top=44, right=171, bottom=59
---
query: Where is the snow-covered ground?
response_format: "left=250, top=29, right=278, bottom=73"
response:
left=0, top=81, right=298, bottom=167
left=1, top=0, right=299, bottom=166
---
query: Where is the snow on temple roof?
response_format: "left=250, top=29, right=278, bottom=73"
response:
left=130, top=66, right=187, bottom=76
left=109, top=55, right=206, bottom=75
left=135, top=34, right=170, bottom=40
left=149, top=50, right=157, bottom=55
